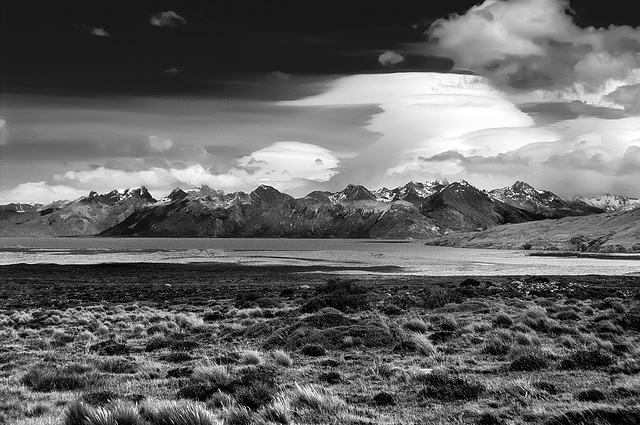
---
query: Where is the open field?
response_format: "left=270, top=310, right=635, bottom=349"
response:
left=1, top=264, right=639, bottom=424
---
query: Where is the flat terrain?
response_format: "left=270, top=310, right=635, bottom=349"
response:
left=1, top=264, right=640, bottom=424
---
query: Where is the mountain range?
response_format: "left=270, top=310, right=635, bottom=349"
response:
left=1, top=180, right=639, bottom=251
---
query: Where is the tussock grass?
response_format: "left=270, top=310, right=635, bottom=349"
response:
left=408, top=332, right=437, bottom=356
left=270, top=350, right=293, bottom=367
left=288, top=383, right=345, bottom=413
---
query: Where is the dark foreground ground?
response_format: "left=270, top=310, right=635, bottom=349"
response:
left=1, top=264, right=639, bottom=424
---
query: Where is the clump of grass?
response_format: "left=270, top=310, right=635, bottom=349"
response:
left=288, top=383, right=345, bottom=413
left=509, top=348, right=551, bottom=371
left=271, top=350, right=293, bottom=367
left=404, top=318, right=429, bottom=333
left=257, top=395, right=292, bottom=425
left=575, top=388, right=606, bottom=402
left=140, top=400, right=219, bottom=425
left=174, top=313, right=205, bottom=330
left=482, top=330, right=512, bottom=355
left=64, top=401, right=145, bottom=425
left=220, top=404, right=252, bottom=425
left=409, top=332, right=437, bottom=356
left=416, top=368, right=484, bottom=402
left=521, top=307, right=551, bottom=331
left=559, top=348, right=615, bottom=370
left=193, top=365, right=235, bottom=389
left=21, top=364, right=99, bottom=392
left=493, top=312, right=514, bottom=328
left=96, top=357, right=138, bottom=374
left=301, top=344, right=326, bottom=357
left=240, top=350, right=263, bottom=365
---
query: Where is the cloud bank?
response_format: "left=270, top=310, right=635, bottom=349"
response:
left=0, top=141, right=339, bottom=203
left=427, top=0, right=640, bottom=110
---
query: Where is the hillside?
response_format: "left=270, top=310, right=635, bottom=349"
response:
left=425, top=208, right=640, bottom=252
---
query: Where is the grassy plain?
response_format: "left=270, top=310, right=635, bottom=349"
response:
left=0, top=263, right=639, bottom=424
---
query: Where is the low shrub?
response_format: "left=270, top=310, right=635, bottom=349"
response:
left=271, top=350, right=293, bottom=367
left=21, top=365, right=99, bottom=392
left=482, top=330, right=512, bottom=356
left=575, top=388, right=606, bottom=402
left=301, top=344, right=326, bottom=357
left=319, top=371, right=342, bottom=384
left=493, top=312, right=514, bottom=328
left=409, top=332, right=437, bottom=357
left=97, top=357, right=138, bottom=374
left=509, top=349, right=550, bottom=371
left=559, top=348, right=615, bottom=370
left=240, top=350, right=263, bottom=365
left=404, top=318, right=429, bottom=333
left=417, top=368, right=484, bottom=402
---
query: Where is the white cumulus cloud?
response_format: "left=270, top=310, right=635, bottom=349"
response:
left=427, top=0, right=640, bottom=109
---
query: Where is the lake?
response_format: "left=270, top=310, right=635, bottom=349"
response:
left=1, top=237, right=639, bottom=276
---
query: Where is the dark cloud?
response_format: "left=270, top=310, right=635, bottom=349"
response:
left=519, top=101, right=626, bottom=125
left=604, top=84, right=640, bottom=114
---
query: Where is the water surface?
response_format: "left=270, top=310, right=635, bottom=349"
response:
left=1, top=237, right=639, bottom=276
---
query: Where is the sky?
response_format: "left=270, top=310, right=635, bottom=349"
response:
left=3, top=0, right=640, bottom=203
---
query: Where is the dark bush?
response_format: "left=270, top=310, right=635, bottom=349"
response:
left=559, top=349, right=614, bottom=370
left=477, top=412, right=506, bottom=425
left=417, top=370, right=484, bottom=402
left=575, top=388, right=606, bottom=402
left=81, top=390, right=118, bottom=406
left=301, top=344, right=326, bottom=357
left=21, top=365, right=99, bottom=392
left=509, top=350, right=550, bottom=371
left=300, top=279, right=370, bottom=312
left=97, top=358, right=138, bottom=374
left=319, top=371, right=342, bottom=384
left=160, top=352, right=194, bottom=363
left=176, top=382, right=218, bottom=401
left=493, top=312, right=514, bottom=328
left=380, top=304, right=403, bottom=316
left=373, top=392, right=396, bottom=406
left=460, top=278, right=482, bottom=287
left=89, top=340, right=130, bottom=356
left=203, top=310, right=225, bottom=322
left=554, top=310, right=581, bottom=321
left=167, top=367, right=193, bottom=378
left=253, top=297, right=282, bottom=309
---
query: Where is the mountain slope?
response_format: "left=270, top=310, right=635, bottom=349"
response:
left=425, top=208, right=640, bottom=252
left=102, top=185, right=441, bottom=239
left=0, top=188, right=156, bottom=237
left=490, top=181, right=603, bottom=218
left=420, top=181, right=542, bottom=232
left=575, top=194, right=640, bottom=212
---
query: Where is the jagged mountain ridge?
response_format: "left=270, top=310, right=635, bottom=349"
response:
left=490, top=181, right=603, bottom=218
left=0, top=180, right=625, bottom=238
left=0, top=187, right=156, bottom=237
left=575, top=194, right=640, bottom=212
